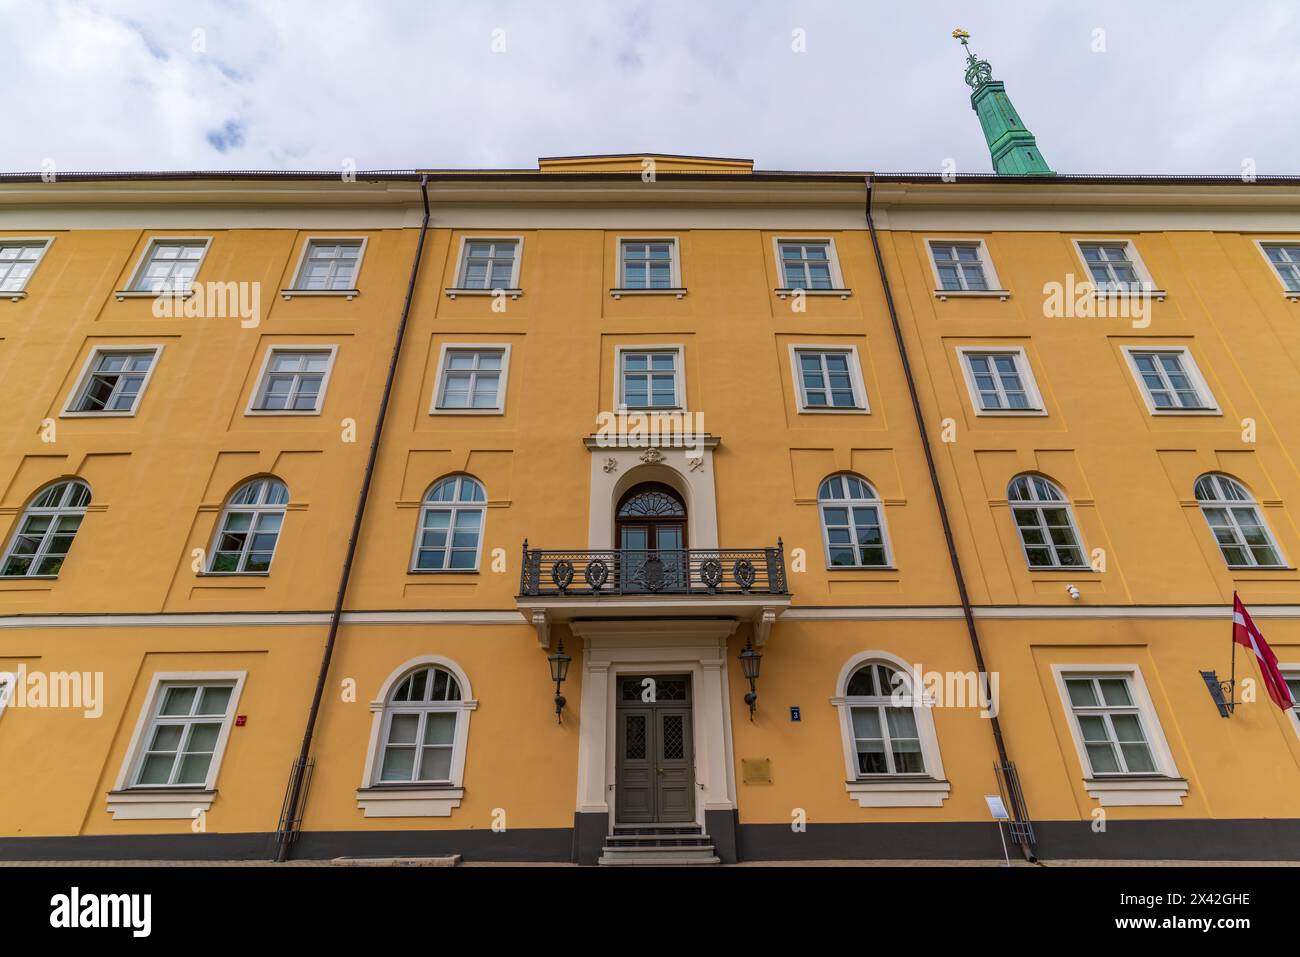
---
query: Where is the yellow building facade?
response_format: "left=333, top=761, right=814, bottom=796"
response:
left=1, top=158, right=1299, bottom=863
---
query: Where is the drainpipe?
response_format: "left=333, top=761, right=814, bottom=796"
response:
left=863, top=176, right=1036, bottom=861
left=275, top=175, right=432, bottom=861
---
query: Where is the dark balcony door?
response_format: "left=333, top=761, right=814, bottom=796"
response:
left=616, top=483, right=687, bottom=592
left=615, top=675, right=695, bottom=824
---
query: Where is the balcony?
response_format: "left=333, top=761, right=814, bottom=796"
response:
left=516, top=542, right=791, bottom=647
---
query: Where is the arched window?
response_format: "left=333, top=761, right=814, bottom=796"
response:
left=1007, top=474, right=1086, bottom=568
left=1194, top=473, right=1284, bottom=568
left=818, top=473, right=890, bottom=568
left=209, top=477, right=288, bottom=574
left=0, top=479, right=91, bottom=578
left=413, top=475, right=485, bottom=571
left=376, top=665, right=464, bottom=783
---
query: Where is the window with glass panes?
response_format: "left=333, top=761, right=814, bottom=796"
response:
left=796, top=350, right=860, bottom=408
left=0, top=480, right=91, bottom=578
left=414, top=476, right=485, bottom=571
left=778, top=241, right=835, bottom=289
left=132, top=683, right=235, bottom=787
left=253, top=350, right=332, bottom=412
left=71, top=350, right=158, bottom=413
left=930, top=242, right=989, bottom=291
left=378, top=666, right=462, bottom=783
left=1063, top=675, right=1158, bottom=775
left=818, top=474, right=889, bottom=567
left=131, top=240, right=206, bottom=292
left=619, top=350, right=679, bottom=408
left=1194, top=473, right=1284, bottom=568
left=963, top=351, right=1033, bottom=410
left=845, top=662, right=925, bottom=775
left=436, top=349, right=504, bottom=410
left=0, top=241, right=49, bottom=292
left=456, top=240, right=518, bottom=290
left=1008, top=474, right=1086, bottom=568
left=1263, top=244, right=1300, bottom=292
left=620, top=241, right=675, bottom=289
left=294, top=240, right=362, bottom=290
left=1079, top=242, right=1141, bottom=290
left=1129, top=351, right=1209, bottom=410
left=209, top=478, right=288, bottom=574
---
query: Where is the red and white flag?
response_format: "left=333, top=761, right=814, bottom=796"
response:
left=1233, top=593, right=1296, bottom=711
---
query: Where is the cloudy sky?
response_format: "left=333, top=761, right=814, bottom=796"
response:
left=4, top=0, right=1298, bottom=175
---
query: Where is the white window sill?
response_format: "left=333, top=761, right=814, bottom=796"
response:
left=934, top=289, right=1011, bottom=301
left=1283, top=290, right=1300, bottom=302
left=280, top=288, right=359, bottom=300
left=356, top=786, right=464, bottom=818
left=114, top=289, right=194, bottom=301
left=444, top=287, right=522, bottom=300
left=430, top=407, right=505, bottom=416
left=846, top=778, right=950, bottom=808
left=1093, top=288, right=1167, bottom=302
left=796, top=406, right=869, bottom=415
left=610, top=287, right=686, bottom=299
left=60, top=410, right=139, bottom=419
left=1148, top=408, right=1221, bottom=416
left=244, top=409, right=324, bottom=417
left=3, top=290, right=28, bottom=302
left=973, top=408, right=1048, bottom=417
left=107, top=788, right=217, bottom=820
left=775, top=287, right=852, bottom=300
left=1084, top=776, right=1188, bottom=807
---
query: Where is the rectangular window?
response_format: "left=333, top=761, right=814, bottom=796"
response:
left=929, top=242, right=989, bottom=291
left=1078, top=242, right=1142, bottom=291
left=793, top=348, right=865, bottom=410
left=1122, top=347, right=1216, bottom=413
left=956, top=347, right=1043, bottom=414
left=131, top=682, right=236, bottom=787
left=1262, top=243, right=1300, bottom=292
left=434, top=347, right=507, bottom=412
left=1063, top=675, right=1158, bottom=776
left=619, top=349, right=680, bottom=408
left=777, top=240, right=837, bottom=290
left=0, top=239, right=51, bottom=294
left=456, top=239, right=520, bottom=290
left=250, top=348, right=336, bottom=413
left=292, top=239, right=363, bottom=290
left=851, top=706, right=924, bottom=775
left=66, top=348, right=160, bottom=415
left=130, top=239, right=209, bottom=293
left=620, top=240, right=676, bottom=289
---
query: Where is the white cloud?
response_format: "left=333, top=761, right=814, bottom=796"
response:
left=2, top=0, right=1296, bottom=174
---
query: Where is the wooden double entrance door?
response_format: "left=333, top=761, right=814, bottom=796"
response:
left=614, top=675, right=696, bottom=824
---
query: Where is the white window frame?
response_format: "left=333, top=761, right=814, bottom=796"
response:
left=831, top=651, right=949, bottom=807
left=282, top=235, right=368, bottom=299
left=108, top=670, right=246, bottom=820
left=0, top=236, right=54, bottom=300
left=409, top=475, right=487, bottom=573
left=924, top=238, right=1008, bottom=300
left=817, top=473, right=894, bottom=570
left=1120, top=345, right=1219, bottom=415
left=788, top=344, right=868, bottom=413
left=118, top=236, right=213, bottom=299
left=1194, top=473, right=1287, bottom=569
left=357, top=656, right=478, bottom=817
left=1007, top=473, right=1088, bottom=571
left=611, top=236, right=684, bottom=297
left=1281, top=666, right=1300, bottom=739
left=429, top=343, right=512, bottom=415
left=771, top=236, right=851, bottom=298
left=205, top=477, right=290, bottom=576
left=1071, top=238, right=1165, bottom=299
left=1254, top=240, right=1300, bottom=301
left=61, top=344, right=164, bottom=418
left=445, top=235, right=524, bottom=298
left=245, top=344, right=339, bottom=416
left=955, top=346, right=1046, bottom=416
left=0, top=479, right=92, bottom=579
left=1050, top=664, right=1186, bottom=806
left=614, top=344, right=685, bottom=411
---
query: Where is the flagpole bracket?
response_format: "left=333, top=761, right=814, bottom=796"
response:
left=1200, top=670, right=1236, bottom=718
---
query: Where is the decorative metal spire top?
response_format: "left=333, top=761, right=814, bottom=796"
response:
left=952, top=28, right=994, bottom=90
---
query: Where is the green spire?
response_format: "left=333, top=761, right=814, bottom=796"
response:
left=952, top=29, right=1053, bottom=176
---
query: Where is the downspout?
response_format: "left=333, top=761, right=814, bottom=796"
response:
left=275, top=175, right=432, bottom=861
left=863, top=176, right=1036, bottom=861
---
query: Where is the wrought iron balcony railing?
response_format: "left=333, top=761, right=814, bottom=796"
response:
left=518, top=541, right=789, bottom=597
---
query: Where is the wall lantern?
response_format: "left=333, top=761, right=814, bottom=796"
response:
left=739, top=639, right=762, bottom=720
left=547, top=639, right=572, bottom=723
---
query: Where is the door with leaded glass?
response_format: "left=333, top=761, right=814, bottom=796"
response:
left=614, top=675, right=696, bottom=824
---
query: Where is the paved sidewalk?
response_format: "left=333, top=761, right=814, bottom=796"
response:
left=2, top=857, right=1296, bottom=867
